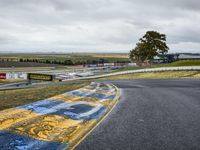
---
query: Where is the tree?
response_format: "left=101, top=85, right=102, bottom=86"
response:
left=129, top=31, right=169, bottom=65
left=46, top=60, right=50, bottom=64
left=98, top=59, right=105, bottom=64
left=64, top=59, right=74, bottom=65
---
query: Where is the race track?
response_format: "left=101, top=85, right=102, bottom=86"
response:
left=76, top=79, right=200, bottom=150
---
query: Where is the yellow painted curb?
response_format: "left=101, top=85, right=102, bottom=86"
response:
left=70, top=83, right=121, bottom=150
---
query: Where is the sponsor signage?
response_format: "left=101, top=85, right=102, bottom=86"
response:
left=6, top=72, right=27, bottom=80
left=0, top=73, right=6, bottom=79
left=28, top=73, right=54, bottom=81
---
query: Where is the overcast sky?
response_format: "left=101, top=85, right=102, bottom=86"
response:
left=0, top=0, right=200, bottom=53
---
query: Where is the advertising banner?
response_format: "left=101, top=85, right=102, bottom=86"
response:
left=0, top=73, right=6, bottom=79
left=6, top=72, right=27, bottom=80
left=28, top=73, right=54, bottom=81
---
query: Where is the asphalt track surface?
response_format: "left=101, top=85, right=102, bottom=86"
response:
left=76, top=79, right=200, bottom=150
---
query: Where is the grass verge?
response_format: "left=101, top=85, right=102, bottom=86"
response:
left=112, top=60, right=200, bottom=73
left=158, top=60, right=200, bottom=67
left=98, top=71, right=200, bottom=80
left=0, top=81, right=90, bottom=111
left=0, top=79, right=25, bottom=84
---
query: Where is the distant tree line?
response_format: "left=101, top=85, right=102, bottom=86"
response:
left=19, top=58, right=74, bottom=65
left=19, top=58, right=130, bottom=66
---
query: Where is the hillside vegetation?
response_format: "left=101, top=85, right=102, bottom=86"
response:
left=160, top=60, right=200, bottom=67
left=0, top=53, right=130, bottom=66
left=112, top=60, right=200, bottom=73
left=99, top=71, right=200, bottom=80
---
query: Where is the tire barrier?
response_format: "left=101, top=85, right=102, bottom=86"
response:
left=0, top=82, right=120, bottom=150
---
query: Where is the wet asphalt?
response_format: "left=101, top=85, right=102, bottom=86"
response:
left=76, top=79, right=200, bottom=150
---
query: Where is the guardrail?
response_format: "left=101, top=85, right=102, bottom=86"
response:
left=75, top=66, right=200, bottom=80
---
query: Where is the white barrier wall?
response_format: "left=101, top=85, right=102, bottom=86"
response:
left=3, top=66, right=200, bottom=80
left=74, top=66, right=200, bottom=80
left=128, top=63, right=137, bottom=66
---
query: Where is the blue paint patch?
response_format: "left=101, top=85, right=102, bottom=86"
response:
left=53, top=105, right=107, bottom=120
left=65, top=104, right=94, bottom=114
left=17, top=100, right=107, bottom=120
left=0, top=130, right=67, bottom=150
left=84, top=87, right=109, bottom=91
left=17, top=99, right=69, bottom=115
left=85, top=106, right=107, bottom=120
left=67, top=91, right=115, bottom=100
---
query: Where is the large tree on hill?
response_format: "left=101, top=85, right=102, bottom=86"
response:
left=129, top=31, right=169, bottom=65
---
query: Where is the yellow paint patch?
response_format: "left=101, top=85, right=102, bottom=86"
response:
left=76, top=97, right=100, bottom=104
left=51, top=95, right=101, bottom=105
left=0, top=108, right=39, bottom=130
left=101, top=100, right=114, bottom=107
left=68, top=120, right=97, bottom=147
left=79, top=88, right=115, bottom=95
left=51, top=95, right=81, bottom=102
left=9, top=115, right=84, bottom=143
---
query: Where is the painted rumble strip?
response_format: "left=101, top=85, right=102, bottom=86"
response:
left=0, top=82, right=119, bottom=150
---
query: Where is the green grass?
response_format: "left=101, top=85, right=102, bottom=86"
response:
left=98, top=71, right=200, bottom=80
left=112, top=66, right=146, bottom=72
left=0, top=79, right=25, bottom=84
left=158, top=60, right=200, bottom=67
left=0, top=81, right=89, bottom=111
left=111, top=60, right=200, bottom=73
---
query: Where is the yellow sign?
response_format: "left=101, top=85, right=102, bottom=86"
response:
left=28, top=73, right=54, bottom=81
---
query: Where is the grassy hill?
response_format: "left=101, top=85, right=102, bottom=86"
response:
left=160, top=60, right=200, bottom=67
left=0, top=53, right=130, bottom=66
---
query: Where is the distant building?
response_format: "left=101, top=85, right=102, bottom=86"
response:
left=0, top=57, right=19, bottom=62
left=153, top=53, right=200, bottom=64
left=153, top=54, right=179, bottom=63
left=178, top=54, right=200, bottom=60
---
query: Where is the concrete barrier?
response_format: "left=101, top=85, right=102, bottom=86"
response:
left=74, top=66, right=200, bottom=80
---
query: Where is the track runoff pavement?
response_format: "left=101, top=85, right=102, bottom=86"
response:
left=76, top=78, right=200, bottom=150
left=0, top=82, right=119, bottom=150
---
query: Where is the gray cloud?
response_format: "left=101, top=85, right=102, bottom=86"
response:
left=0, top=0, right=200, bottom=53
left=0, top=34, right=17, bottom=44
